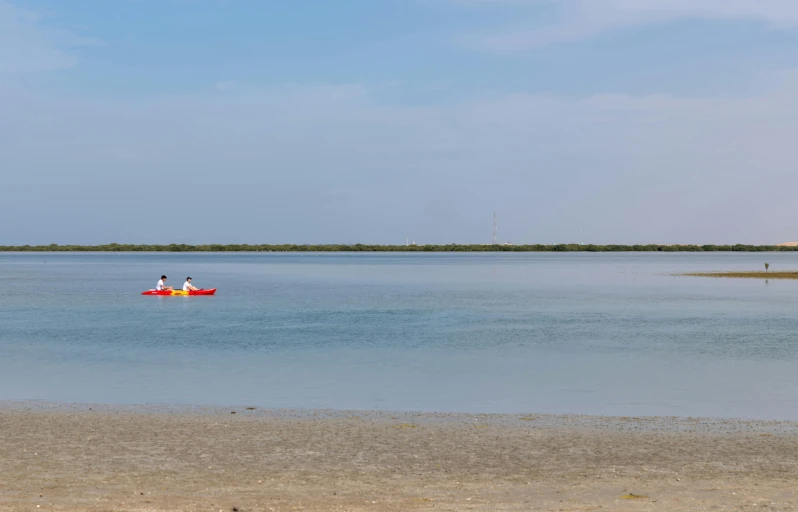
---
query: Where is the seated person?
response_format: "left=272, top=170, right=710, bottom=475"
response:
left=156, top=275, right=173, bottom=291
left=183, top=277, right=199, bottom=292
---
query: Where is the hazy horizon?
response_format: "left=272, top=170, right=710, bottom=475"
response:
left=2, top=241, right=798, bottom=249
left=4, top=1, right=798, bottom=245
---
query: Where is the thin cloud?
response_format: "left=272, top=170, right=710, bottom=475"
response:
left=215, top=80, right=237, bottom=91
left=0, top=0, right=101, bottom=73
left=463, top=0, right=798, bottom=52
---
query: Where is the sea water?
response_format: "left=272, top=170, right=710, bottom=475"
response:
left=2, top=252, right=798, bottom=419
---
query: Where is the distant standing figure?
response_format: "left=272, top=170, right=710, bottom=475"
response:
left=156, top=275, right=173, bottom=291
left=183, top=277, right=199, bottom=292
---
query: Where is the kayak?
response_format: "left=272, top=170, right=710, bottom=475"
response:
left=141, top=288, right=217, bottom=296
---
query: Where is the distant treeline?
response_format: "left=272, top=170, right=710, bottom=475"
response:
left=2, top=243, right=798, bottom=252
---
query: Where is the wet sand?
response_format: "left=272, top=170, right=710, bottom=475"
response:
left=1, top=402, right=798, bottom=511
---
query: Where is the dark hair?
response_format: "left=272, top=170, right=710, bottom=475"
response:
left=161, top=275, right=167, bottom=279
left=186, top=277, right=192, bottom=280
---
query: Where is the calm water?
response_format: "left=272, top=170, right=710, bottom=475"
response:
left=2, top=252, right=798, bottom=419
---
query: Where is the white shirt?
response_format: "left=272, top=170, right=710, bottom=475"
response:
left=183, top=281, right=192, bottom=291
left=156, top=279, right=166, bottom=290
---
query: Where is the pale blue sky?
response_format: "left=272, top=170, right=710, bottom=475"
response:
left=3, top=0, right=798, bottom=244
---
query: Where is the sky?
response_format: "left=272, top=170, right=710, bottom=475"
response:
left=3, top=0, right=798, bottom=245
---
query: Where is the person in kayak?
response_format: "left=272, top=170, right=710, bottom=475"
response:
left=183, top=277, right=199, bottom=292
left=156, top=275, right=173, bottom=291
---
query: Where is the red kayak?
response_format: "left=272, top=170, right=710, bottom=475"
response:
left=141, top=288, right=217, bottom=296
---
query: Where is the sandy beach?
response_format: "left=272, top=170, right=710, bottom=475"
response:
left=0, top=403, right=796, bottom=511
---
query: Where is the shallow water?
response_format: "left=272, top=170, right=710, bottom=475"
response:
left=2, top=252, right=798, bottom=419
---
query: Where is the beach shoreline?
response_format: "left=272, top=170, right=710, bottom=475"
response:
left=1, top=402, right=797, bottom=511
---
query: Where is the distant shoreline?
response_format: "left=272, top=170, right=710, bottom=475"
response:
left=3, top=243, right=798, bottom=252
left=680, top=271, right=798, bottom=279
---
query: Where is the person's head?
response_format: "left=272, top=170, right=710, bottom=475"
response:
left=186, top=277, right=192, bottom=282
left=161, top=275, right=167, bottom=281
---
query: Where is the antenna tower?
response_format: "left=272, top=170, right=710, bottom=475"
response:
left=492, top=213, right=498, bottom=245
